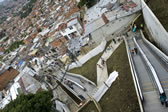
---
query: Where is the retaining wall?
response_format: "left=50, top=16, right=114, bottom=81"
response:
left=67, top=40, right=107, bottom=70
left=141, top=0, right=168, bottom=55
left=140, top=30, right=168, bottom=68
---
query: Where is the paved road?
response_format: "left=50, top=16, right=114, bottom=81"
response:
left=126, top=32, right=168, bottom=112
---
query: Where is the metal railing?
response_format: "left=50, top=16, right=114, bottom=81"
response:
left=133, top=37, right=164, bottom=95
left=140, top=30, right=168, bottom=65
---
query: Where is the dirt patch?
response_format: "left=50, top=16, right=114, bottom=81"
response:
left=0, top=68, right=19, bottom=90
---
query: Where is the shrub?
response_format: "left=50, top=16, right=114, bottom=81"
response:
left=2, top=91, right=54, bottom=112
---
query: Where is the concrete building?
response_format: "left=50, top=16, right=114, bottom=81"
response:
left=60, top=18, right=83, bottom=40
left=0, top=73, right=42, bottom=109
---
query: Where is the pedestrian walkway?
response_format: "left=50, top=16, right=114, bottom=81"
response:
left=97, top=37, right=122, bottom=87
left=66, top=37, right=122, bottom=102
left=93, top=71, right=118, bottom=102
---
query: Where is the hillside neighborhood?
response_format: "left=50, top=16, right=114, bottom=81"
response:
left=0, top=0, right=168, bottom=112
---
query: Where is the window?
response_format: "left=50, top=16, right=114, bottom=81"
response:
left=64, top=35, right=69, bottom=40
left=69, top=26, right=73, bottom=30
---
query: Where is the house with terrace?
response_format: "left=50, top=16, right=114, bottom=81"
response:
left=59, top=17, right=83, bottom=40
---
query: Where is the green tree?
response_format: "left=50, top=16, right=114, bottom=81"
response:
left=5, top=40, right=24, bottom=53
left=78, top=0, right=97, bottom=8
left=19, top=0, right=37, bottom=19
left=2, top=91, right=54, bottom=112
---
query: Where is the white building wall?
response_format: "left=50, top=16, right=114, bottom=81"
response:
left=141, top=0, right=168, bottom=55
left=60, top=26, right=79, bottom=39
left=76, top=23, right=83, bottom=35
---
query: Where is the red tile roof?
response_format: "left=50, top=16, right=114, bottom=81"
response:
left=51, top=37, right=67, bottom=48
left=58, top=23, right=67, bottom=31
left=51, top=39, right=62, bottom=48
left=0, top=48, right=4, bottom=52
left=0, top=68, right=19, bottom=91
left=64, top=6, right=79, bottom=19
left=24, top=36, right=32, bottom=45
left=48, top=29, right=58, bottom=37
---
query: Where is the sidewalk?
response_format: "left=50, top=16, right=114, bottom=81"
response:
left=96, top=37, right=122, bottom=87
left=93, top=71, right=119, bottom=102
